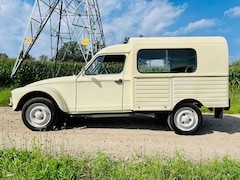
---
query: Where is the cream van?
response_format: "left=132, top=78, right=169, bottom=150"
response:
left=10, top=36, right=230, bottom=134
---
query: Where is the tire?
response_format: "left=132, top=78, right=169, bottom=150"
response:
left=22, top=97, right=57, bottom=131
left=167, top=103, right=202, bottom=135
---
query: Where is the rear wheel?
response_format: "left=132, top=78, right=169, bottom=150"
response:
left=167, top=103, right=202, bottom=135
left=22, top=97, right=57, bottom=131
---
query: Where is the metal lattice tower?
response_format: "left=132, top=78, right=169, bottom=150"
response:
left=11, top=0, right=105, bottom=77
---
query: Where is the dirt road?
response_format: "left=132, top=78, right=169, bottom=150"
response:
left=1, top=107, right=240, bottom=160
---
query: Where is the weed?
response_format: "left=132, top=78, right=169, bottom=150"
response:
left=1, top=147, right=240, bottom=179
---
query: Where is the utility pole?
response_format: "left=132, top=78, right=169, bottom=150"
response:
left=11, top=0, right=105, bottom=77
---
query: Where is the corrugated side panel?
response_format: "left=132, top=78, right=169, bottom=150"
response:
left=173, top=77, right=229, bottom=107
left=134, top=78, right=171, bottom=110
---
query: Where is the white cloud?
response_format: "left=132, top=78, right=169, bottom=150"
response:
left=99, top=0, right=187, bottom=45
left=165, top=19, right=216, bottom=36
left=224, top=6, right=240, bottom=18
left=0, top=0, right=32, bottom=57
left=98, top=0, right=122, bottom=17
left=0, top=0, right=187, bottom=58
left=140, top=1, right=187, bottom=34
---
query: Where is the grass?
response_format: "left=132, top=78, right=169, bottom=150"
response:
left=1, top=147, right=240, bottom=179
left=0, top=88, right=11, bottom=107
left=227, top=86, right=240, bottom=114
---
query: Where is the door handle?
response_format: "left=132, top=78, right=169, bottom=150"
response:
left=114, top=79, right=123, bottom=84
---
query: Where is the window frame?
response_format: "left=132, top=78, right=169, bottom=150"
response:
left=137, top=48, right=197, bottom=74
left=85, top=54, right=126, bottom=75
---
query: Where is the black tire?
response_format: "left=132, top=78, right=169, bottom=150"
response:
left=167, top=103, right=202, bottom=135
left=22, top=97, right=57, bottom=131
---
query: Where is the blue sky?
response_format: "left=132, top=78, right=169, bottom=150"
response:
left=0, top=0, right=240, bottom=63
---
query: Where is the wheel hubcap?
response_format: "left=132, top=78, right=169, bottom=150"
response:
left=34, top=110, right=44, bottom=119
left=174, top=107, right=198, bottom=131
left=26, top=103, right=52, bottom=128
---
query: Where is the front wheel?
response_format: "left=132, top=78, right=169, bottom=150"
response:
left=22, top=97, right=57, bottom=131
left=167, top=103, right=202, bottom=135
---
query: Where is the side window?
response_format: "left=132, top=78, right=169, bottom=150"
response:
left=137, top=49, right=196, bottom=73
left=85, top=55, right=125, bottom=75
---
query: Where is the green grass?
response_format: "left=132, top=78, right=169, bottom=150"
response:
left=0, top=88, right=11, bottom=106
left=227, top=86, right=240, bottom=114
left=1, top=147, right=240, bottom=179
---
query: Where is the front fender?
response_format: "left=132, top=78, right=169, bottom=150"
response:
left=11, top=86, right=69, bottom=113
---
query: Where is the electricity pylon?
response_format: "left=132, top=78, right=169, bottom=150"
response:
left=11, top=0, right=105, bottom=77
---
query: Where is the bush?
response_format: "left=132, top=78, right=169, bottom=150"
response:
left=0, top=58, right=14, bottom=87
left=2, top=58, right=240, bottom=88
left=229, top=64, right=240, bottom=87
left=0, top=58, right=85, bottom=88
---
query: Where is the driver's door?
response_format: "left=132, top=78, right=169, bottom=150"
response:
left=76, top=55, right=125, bottom=113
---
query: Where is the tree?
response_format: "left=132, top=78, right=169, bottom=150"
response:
left=19, top=50, right=35, bottom=60
left=0, top=53, right=8, bottom=59
left=39, top=55, right=48, bottom=61
left=123, top=37, right=129, bottom=44
left=123, top=35, right=144, bottom=44
left=56, top=41, right=86, bottom=62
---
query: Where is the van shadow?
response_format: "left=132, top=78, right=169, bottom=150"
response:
left=65, top=116, right=169, bottom=131
left=197, top=114, right=240, bottom=135
left=63, top=114, right=240, bottom=135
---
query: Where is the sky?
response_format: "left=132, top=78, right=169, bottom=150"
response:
left=0, top=0, right=240, bottom=63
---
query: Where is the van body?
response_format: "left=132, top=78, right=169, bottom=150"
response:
left=10, top=36, right=230, bottom=134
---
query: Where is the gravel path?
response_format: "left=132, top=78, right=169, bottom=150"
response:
left=1, top=107, right=240, bottom=160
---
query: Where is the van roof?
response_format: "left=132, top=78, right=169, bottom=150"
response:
left=127, top=36, right=227, bottom=44
left=98, top=44, right=131, bottom=54
left=97, top=36, right=227, bottom=55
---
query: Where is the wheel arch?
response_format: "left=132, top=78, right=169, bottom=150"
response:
left=173, top=99, right=203, bottom=111
left=15, top=91, right=69, bottom=113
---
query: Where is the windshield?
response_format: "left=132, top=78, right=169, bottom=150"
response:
left=85, top=56, right=104, bottom=75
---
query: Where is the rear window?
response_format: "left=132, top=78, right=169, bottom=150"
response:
left=137, top=49, right=197, bottom=73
